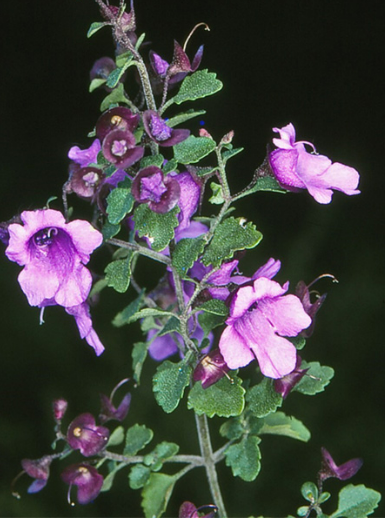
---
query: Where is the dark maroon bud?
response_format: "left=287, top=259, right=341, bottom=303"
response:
left=131, top=166, right=181, bottom=213
left=193, top=349, right=230, bottom=389
left=102, top=129, right=144, bottom=169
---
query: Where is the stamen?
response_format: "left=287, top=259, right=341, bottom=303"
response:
left=183, top=22, right=210, bottom=51
left=110, top=378, right=130, bottom=400
left=10, top=470, right=25, bottom=499
left=67, top=484, right=75, bottom=506
left=307, top=273, right=338, bottom=289
left=39, top=307, right=45, bottom=326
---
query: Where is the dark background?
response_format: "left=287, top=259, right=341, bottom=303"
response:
left=1, top=1, right=384, bottom=517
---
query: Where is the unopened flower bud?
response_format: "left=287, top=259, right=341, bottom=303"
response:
left=53, top=399, right=68, bottom=422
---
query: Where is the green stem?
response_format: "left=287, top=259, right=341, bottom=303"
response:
left=107, top=238, right=171, bottom=266
left=195, top=413, right=228, bottom=517
left=102, top=451, right=204, bottom=466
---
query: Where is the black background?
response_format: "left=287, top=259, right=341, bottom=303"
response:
left=1, top=1, right=384, bottom=517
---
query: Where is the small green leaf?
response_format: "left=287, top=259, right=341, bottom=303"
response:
left=224, top=435, right=261, bottom=481
left=89, top=77, right=107, bottom=92
left=198, top=311, right=226, bottom=337
left=188, top=374, right=245, bottom=418
left=153, top=360, right=192, bottom=413
left=106, top=178, right=134, bottom=224
left=174, top=136, right=216, bottom=164
left=124, top=424, right=153, bottom=455
left=236, top=176, right=287, bottom=200
left=141, top=473, right=177, bottom=518
left=133, top=204, right=180, bottom=251
left=112, top=293, right=144, bottom=327
left=157, top=316, right=181, bottom=337
left=126, top=307, right=176, bottom=324
left=246, top=378, right=283, bottom=418
left=129, top=464, right=151, bottom=490
left=258, top=411, right=311, bottom=442
left=162, top=158, right=179, bottom=174
left=172, top=69, right=223, bottom=104
left=106, top=57, right=134, bottom=89
left=167, top=109, right=206, bottom=128
left=172, top=237, right=206, bottom=278
left=100, top=83, right=132, bottom=112
left=107, top=426, right=125, bottom=447
left=143, top=442, right=180, bottom=471
left=222, top=147, right=244, bottom=164
left=220, top=417, right=245, bottom=441
left=132, top=342, right=148, bottom=384
left=197, top=299, right=229, bottom=316
left=140, top=154, right=165, bottom=169
left=202, top=217, right=263, bottom=267
left=209, top=182, right=225, bottom=205
left=104, top=252, right=133, bottom=293
left=102, top=221, right=121, bottom=240
left=87, top=21, right=106, bottom=38
left=294, top=361, right=334, bottom=395
left=330, top=484, right=382, bottom=518
left=301, top=481, right=318, bottom=502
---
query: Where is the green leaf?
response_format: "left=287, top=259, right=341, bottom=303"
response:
left=258, top=411, right=311, bottom=442
left=140, top=154, right=165, bottom=169
left=236, top=176, right=287, bottom=200
left=167, top=109, right=206, bottom=128
left=220, top=417, right=245, bottom=441
left=224, top=435, right=261, bottom=481
left=153, top=360, right=192, bottom=413
left=100, top=83, right=132, bottom=112
left=141, top=473, right=177, bottom=518
left=126, top=307, right=176, bottom=324
left=89, top=278, right=108, bottom=299
left=124, top=424, right=153, bottom=455
left=89, top=77, right=107, bottom=92
left=202, top=217, right=263, bottom=267
left=102, top=221, right=121, bottom=240
left=112, top=293, right=144, bottom=327
left=143, top=441, right=180, bottom=471
left=198, top=311, right=226, bottom=337
left=106, top=56, right=134, bottom=89
left=104, top=252, right=133, bottom=293
left=188, top=374, right=245, bottom=418
left=87, top=21, right=106, bottom=38
left=294, top=361, right=334, bottom=395
left=162, top=158, right=179, bottom=174
left=172, top=237, right=206, bottom=278
left=107, top=426, right=125, bottom=447
left=101, top=462, right=125, bottom=492
left=330, top=484, right=381, bottom=518
left=174, top=136, right=216, bottom=164
left=172, top=69, right=223, bottom=104
left=132, top=342, right=148, bottom=384
left=197, top=298, right=229, bottom=316
left=133, top=204, right=180, bottom=251
left=106, top=178, right=134, bottom=224
left=301, top=481, right=318, bottom=502
left=209, top=182, right=225, bottom=205
left=246, top=378, right=283, bottom=418
left=129, top=464, right=151, bottom=490
left=157, top=316, right=181, bottom=337
left=222, top=147, right=244, bottom=164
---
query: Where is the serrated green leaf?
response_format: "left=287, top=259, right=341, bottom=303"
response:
left=153, top=360, right=192, bottom=413
left=167, top=109, right=206, bottom=128
left=294, top=361, right=334, bottom=395
left=100, top=83, right=132, bottom=112
left=172, top=237, right=206, bottom=277
left=144, top=441, right=180, bottom=471
left=209, top=182, right=225, bottom=204
left=197, top=298, right=229, bottom=316
left=224, top=435, right=261, bottom=481
left=129, top=464, right=151, bottom=489
left=132, top=342, right=148, bottom=384
left=202, top=217, right=263, bottom=267
left=330, top=484, right=381, bottom=518
left=198, top=311, right=226, bottom=337
left=258, top=411, right=311, bottom=442
left=246, top=378, right=283, bottom=418
left=87, top=21, right=106, bottom=38
left=188, top=374, right=245, bottom=418
left=222, top=147, right=244, bottom=163
left=141, top=473, right=177, bottom=518
left=105, top=252, right=133, bottom=293
left=107, top=426, right=125, bottom=447
left=89, top=78, right=107, bottom=92
left=102, top=221, right=121, bottom=240
left=106, top=178, right=134, bottom=224
left=174, top=136, right=216, bottom=164
left=133, top=204, right=179, bottom=251
left=140, top=154, right=165, bottom=169
left=112, top=292, right=144, bottom=327
left=172, top=69, right=223, bottom=104
left=124, top=424, right=153, bottom=455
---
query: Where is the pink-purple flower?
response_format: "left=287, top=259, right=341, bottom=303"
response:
left=61, top=463, right=103, bottom=505
left=132, top=166, right=181, bottom=213
left=269, top=123, right=360, bottom=204
left=143, top=111, right=190, bottom=147
left=21, top=456, right=53, bottom=494
left=318, top=447, right=363, bottom=483
left=218, top=260, right=312, bottom=378
left=67, top=413, right=110, bottom=457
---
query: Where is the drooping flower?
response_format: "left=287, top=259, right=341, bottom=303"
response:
left=179, top=501, right=217, bottom=518
left=318, top=447, right=363, bottom=482
left=193, top=349, right=230, bottom=389
left=295, top=277, right=329, bottom=337
left=268, top=123, right=360, bottom=204
left=143, top=110, right=190, bottom=147
left=21, top=456, right=53, bottom=494
left=65, top=302, right=105, bottom=356
left=61, top=463, right=103, bottom=505
left=131, top=166, right=181, bottom=213
left=67, top=413, right=109, bottom=457
left=218, top=265, right=312, bottom=378
left=274, top=356, right=309, bottom=398
left=102, top=128, right=144, bottom=169
left=99, top=379, right=131, bottom=424
left=68, top=139, right=101, bottom=167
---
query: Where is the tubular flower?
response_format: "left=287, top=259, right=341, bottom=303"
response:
left=269, top=123, right=360, bottom=204
left=61, top=463, right=103, bottom=505
left=219, top=270, right=312, bottom=378
left=318, top=448, right=363, bottom=482
left=99, top=379, right=131, bottom=424
left=274, top=356, right=308, bottom=398
left=67, top=413, right=109, bottom=457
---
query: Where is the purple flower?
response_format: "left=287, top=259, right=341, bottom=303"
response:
left=67, top=413, right=109, bottom=457
left=102, top=129, right=144, bottom=169
left=193, top=349, right=230, bottom=389
left=99, top=379, right=131, bottom=424
left=132, top=166, right=181, bottom=213
left=21, top=456, right=53, bottom=494
left=65, top=303, right=105, bottom=356
left=269, top=123, right=360, bottom=204
left=66, top=165, right=104, bottom=200
left=68, top=139, right=101, bottom=167
left=95, top=107, right=140, bottom=142
left=218, top=269, right=312, bottom=378
left=61, top=463, right=103, bottom=505
left=318, top=448, right=363, bottom=482
left=143, top=111, right=190, bottom=147
left=52, top=398, right=68, bottom=422
left=179, top=501, right=217, bottom=518
left=296, top=277, right=329, bottom=338
left=274, top=356, right=308, bottom=399
left=149, top=41, right=203, bottom=86
left=172, top=171, right=202, bottom=233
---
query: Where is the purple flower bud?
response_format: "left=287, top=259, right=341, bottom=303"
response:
left=318, top=448, right=363, bottom=482
left=53, top=399, right=68, bottom=422
left=99, top=379, right=131, bottom=424
left=296, top=279, right=327, bottom=338
left=143, top=111, right=190, bottom=147
left=102, top=129, right=144, bottom=169
left=21, top=456, right=52, bottom=493
left=96, top=107, right=140, bottom=142
left=274, top=356, right=308, bottom=399
left=61, top=463, right=103, bottom=505
left=149, top=51, right=169, bottom=78
left=193, top=349, right=230, bottom=389
left=67, top=413, right=109, bottom=457
left=131, top=166, right=181, bottom=213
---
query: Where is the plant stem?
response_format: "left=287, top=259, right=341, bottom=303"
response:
left=195, top=413, right=228, bottom=517
left=107, top=237, right=171, bottom=266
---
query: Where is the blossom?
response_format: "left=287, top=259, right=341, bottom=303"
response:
left=61, top=463, right=103, bottom=505
left=68, top=139, right=101, bottom=167
left=21, top=456, right=53, bottom=494
left=99, top=379, right=131, bottom=424
left=149, top=41, right=203, bottom=86
left=131, top=166, right=181, bottom=213
left=102, top=128, right=144, bottom=169
left=95, top=106, right=140, bottom=142
left=318, top=448, right=363, bottom=482
left=218, top=264, right=312, bottom=378
left=67, top=413, right=109, bottom=457
left=295, top=277, right=328, bottom=337
left=268, top=123, right=360, bottom=204
left=193, top=349, right=230, bottom=389
left=179, top=501, right=217, bottom=518
left=65, top=303, right=105, bottom=356
left=274, top=356, right=308, bottom=398
left=143, top=111, right=190, bottom=147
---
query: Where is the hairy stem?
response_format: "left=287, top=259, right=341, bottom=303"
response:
left=107, top=238, right=171, bottom=266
